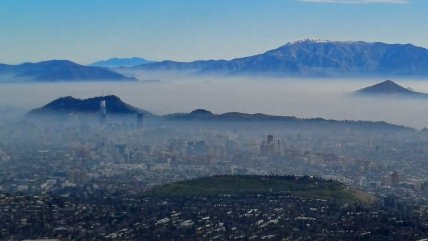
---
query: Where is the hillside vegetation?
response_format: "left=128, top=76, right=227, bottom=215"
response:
left=150, top=175, right=376, bottom=205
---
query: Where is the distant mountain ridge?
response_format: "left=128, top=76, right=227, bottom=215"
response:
left=164, top=108, right=411, bottom=131
left=354, top=80, right=428, bottom=98
left=165, top=109, right=299, bottom=121
left=30, top=95, right=149, bottom=115
left=28, top=95, right=413, bottom=131
left=91, top=57, right=155, bottom=68
left=136, top=40, right=428, bottom=77
left=0, top=60, right=135, bottom=82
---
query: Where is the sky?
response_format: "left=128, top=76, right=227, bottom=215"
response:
left=0, top=0, right=427, bottom=64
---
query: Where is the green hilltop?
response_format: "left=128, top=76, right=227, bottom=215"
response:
left=150, top=175, right=376, bottom=205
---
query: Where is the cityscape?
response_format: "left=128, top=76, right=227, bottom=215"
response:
left=2, top=0, right=428, bottom=240
left=1, top=99, right=428, bottom=240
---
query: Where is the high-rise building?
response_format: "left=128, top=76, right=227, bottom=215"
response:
left=267, top=134, right=274, bottom=144
left=391, top=171, right=400, bottom=186
left=275, top=138, right=282, bottom=154
left=67, top=169, right=87, bottom=185
left=99, top=100, right=107, bottom=123
left=363, top=160, right=370, bottom=173
left=359, top=176, right=367, bottom=187
left=137, top=113, right=144, bottom=128
left=115, top=143, right=127, bottom=156
left=260, top=134, right=276, bottom=156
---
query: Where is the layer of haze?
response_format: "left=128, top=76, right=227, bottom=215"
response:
left=1, top=75, right=428, bottom=129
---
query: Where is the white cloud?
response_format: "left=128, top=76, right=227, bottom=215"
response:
left=299, top=0, right=407, bottom=4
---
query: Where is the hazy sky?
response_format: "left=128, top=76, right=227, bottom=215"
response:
left=1, top=0, right=427, bottom=64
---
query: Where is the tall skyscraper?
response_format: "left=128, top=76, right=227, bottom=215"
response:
left=275, top=138, right=282, bottom=154
left=137, top=112, right=144, bottom=128
left=99, top=100, right=107, bottom=123
left=261, top=134, right=276, bottom=156
left=267, top=134, right=274, bottom=144
left=391, top=171, right=400, bottom=186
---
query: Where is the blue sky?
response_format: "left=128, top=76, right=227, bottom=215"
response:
left=0, top=0, right=427, bottom=64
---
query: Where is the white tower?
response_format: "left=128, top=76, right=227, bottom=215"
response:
left=100, top=100, right=107, bottom=115
left=100, top=100, right=107, bottom=123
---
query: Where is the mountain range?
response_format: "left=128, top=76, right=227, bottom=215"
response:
left=3, top=40, right=428, bottom=80
left=165, top=109, right=299, bottom=121
left=29, top=95, right=149, bottom=115
left=135, top=40, right=428, bottom=77
left=0, top=60, right=135, bottom=82
left=91, top=57, right=155, bottom=68
left=354, top=80, right=428, bottom=98
left=165, top=109, right=411, bottom=131
left=28, top=95, right=412, bottom=131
